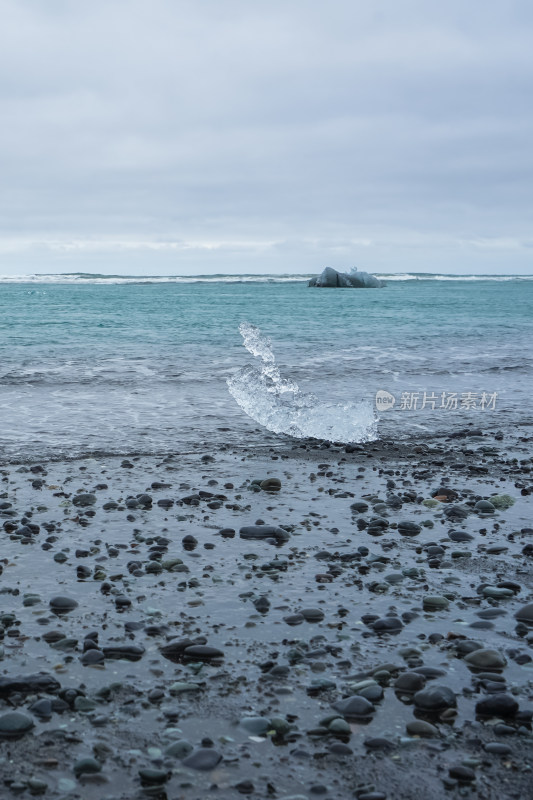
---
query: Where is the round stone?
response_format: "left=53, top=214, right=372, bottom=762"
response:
left=0, top=711, right=34, bottom=738
left=300, top=608, right=325, bottom=622
left=49, top=596, right=78, bottom=613
left=328, top=718, right=351, bottom=734
left=406, top=720, right=439, bottom=738
left=74, top=757, right=101, bottom=777
left=80, top=649, right=105, bottom=666
left=449, top=765, right=475, bottom=782
left=260, top=478, right=281, bottom=492
left=240, top=717, right=270, bottom=734
left=332, top=695, right=374, bottom=718
left=515, top=603, right=533, bottom=625
left=139, top=769, right=168, bottom=784
left=475, top=500, right=495, bottom=513
left=72, top=493, right=97, bottom=507
left=464, top=649, right=507, bottom=671
left=371, top=617, right=403, bottom=633
left=182, top=748, right=222, bottom=771
left=165, top=740, right=194, bottom=759
left=484, top=742, right=512, bottom=755
left=423, top=595, right=449, bottom=612
left=398, top=521, right=422, bottom=537
left=183, top=645, right=224, bottom=661
left=475, top=694, right=518, bottom=718
left=413, top=685, right=456, bottom=712
left=239, top=525, right=290, bottom=542
left=394, top=673, right=426, bottom=693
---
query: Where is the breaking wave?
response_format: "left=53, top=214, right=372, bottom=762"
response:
left=0, top=272, right=531, bottom=284
left=227, top=323, right=378, bottom=443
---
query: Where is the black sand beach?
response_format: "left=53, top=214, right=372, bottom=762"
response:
left=0, top=427, right=532, bottom=799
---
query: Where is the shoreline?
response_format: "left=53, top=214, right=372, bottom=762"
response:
left=0, top=431, right=532, bottom=799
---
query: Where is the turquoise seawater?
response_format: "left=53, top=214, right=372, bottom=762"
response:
left=0, top=274, right=532, bottom=461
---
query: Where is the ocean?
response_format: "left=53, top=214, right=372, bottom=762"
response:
left=1, top=272, right=532, bottom=462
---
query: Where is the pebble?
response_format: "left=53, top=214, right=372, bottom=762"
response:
left=464, top=649, right=507, bottom=670
left=475, top=694, right=519, bottom=717
left=182, top=747, right=223, bottom=771
left=422, top=595, right=449, bottom=611
left=74, top=757, right=102, bottom=777
left=413, top=685, right=457, bottom=712
left=405, top=720, right=439, bottom=737
left=239, top=525, right=290, bottom=542
left=0, top=711, right=34, bottom=738
left=165, top=739, right=194, bottom=758
left=332, top=695, right=374, bottom=718
left=49, top=595, right=78, bottom=613
left=515, top=603, right=533, bottom=624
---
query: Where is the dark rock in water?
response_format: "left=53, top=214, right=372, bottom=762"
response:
left=124, top=620, right=144, bottom=632
left=406, top=720, right=440, bottom=738
left=308, top=267, right=385, bottom=289
left=444, top=504, right=470, bottom=520
left=49, top=596, right=78, bottom=614
left=484, top=742, right=512, bottom=755
left=260, top=478, right=281, bottom=492
left=515, top=603, right=533, bottom=625
left=414, top=685, right=456, bottom=712
left=80, top=649, right=105, bottom=666
left=449, top=531, right=474, bottom=542
left=72, top=493, right=96, bottom=507
left=182, top=747, right=222, bottom=771
left=160, top=638, right=196, bottom=662
left=412, top=667, right=447, bottom=680
left=367, top=517, right=389, bottom=535
left=102, top=644, right=145, bottom=661
left=364, top=737, right=395, bottom=750
left=300, top=608, right=325, bottom=622
left=239, top=525, right=290, bottom=542
left=332, top=695, right=375, bottom=718
left=183, top=645, right=224, bottom=661
left=464, top=649, right=507, bottom=671
left=449, top=765, right=475, bottom=783
left=284, top=613, right=304, bottom=626
left=0, top=672, right=61, bottom=697
left=165, top=739, right=194, bottom=759
left=475, top=500, right=495, bottom=513
left=253, top=596, right=270, bottom=613
left=475, top=694, right=519, bottom=718
left=74, top=757, right=102, bottom=777
left=350, top=501, right=369, bottom=513
left=235, top=780, right=255, bottom=794
left=28, top=699, right=54, bottom=718
left=240, top=716, right=271, bottom=734
left=328, top=742, right=353, bottom=755
left=371, top=617, right=403, bottom=634
left=139, top=768, right=169, bottom=785
left=398, top=521, right=422, bottom=537
left=455, top=640, right=483, bottom=657
left=394, top=672, right=426, bottom=693
left=0, top=712, right=34, bottom=739
left=157, top=498, right=174, bottom=508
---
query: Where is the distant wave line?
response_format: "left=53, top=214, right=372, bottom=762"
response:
left=0, top=272, right=532, bottom=284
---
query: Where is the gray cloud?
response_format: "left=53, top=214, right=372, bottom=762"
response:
left=1, top=0, right=532, bottom=274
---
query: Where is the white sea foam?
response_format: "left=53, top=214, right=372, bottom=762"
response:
left=227, top=322, right=378, bottom=443
left=0, top=272, right=531, bottom=284
left=0, top=273, right=311, bottom=284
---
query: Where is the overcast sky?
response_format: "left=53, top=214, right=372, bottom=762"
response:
left=1, top=0, right=532, bottom=275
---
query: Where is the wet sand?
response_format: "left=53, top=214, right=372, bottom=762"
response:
left=0, top=427, right=532, bottom=799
